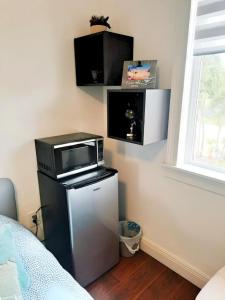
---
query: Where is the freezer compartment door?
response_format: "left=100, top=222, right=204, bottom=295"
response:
left=67, top=173, right=119, bottom=286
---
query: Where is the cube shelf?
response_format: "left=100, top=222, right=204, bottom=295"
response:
left=107, top=89, right=171, bottom=145
left=74, top=32, right=133, bottom=86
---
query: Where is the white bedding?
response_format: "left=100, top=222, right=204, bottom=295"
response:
left=0, top=215, right=93, bottom=300
left=0, top=261, right=23, bottom=300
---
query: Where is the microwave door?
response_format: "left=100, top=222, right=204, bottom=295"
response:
left=54, top=142, right=98, bottom=179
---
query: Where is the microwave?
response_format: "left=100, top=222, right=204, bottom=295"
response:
left=35, top=132, right=104, bottom=179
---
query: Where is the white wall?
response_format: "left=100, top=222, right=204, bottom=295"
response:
left=0, top=0, right=104, bottom=225
left=1, top=0, right=225, bottom=287
left=101, top=0, right=225, bottom=286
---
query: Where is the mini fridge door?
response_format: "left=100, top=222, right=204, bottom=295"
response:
left=66, top=173, right=119, bottom=286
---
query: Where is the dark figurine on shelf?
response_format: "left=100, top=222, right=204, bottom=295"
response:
left=125, top=103, right=136, bottom=140
left=89, top=15, right=111, bottom=29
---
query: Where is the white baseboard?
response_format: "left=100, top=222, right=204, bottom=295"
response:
left=140, top=236, right=210, bottom=288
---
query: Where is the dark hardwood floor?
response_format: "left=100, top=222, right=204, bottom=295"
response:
left=86, top=251, right=200, bottom=300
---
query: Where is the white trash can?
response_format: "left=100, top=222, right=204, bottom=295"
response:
left=119, top=221, right=142, bottom=257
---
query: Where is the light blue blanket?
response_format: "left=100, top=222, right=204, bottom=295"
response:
left=0, top=215, right=93, bottom=300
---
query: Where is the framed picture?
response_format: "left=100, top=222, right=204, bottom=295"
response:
left=122, top=60, right=157, bottom=89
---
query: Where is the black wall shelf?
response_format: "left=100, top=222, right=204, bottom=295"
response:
left=74, top=32, right=133, bottom=86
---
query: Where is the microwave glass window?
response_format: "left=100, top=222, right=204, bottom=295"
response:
left=61, top=144, right=96, bottom=172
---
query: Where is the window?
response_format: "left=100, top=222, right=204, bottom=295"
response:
left=177, top=0, right=225, bottom=180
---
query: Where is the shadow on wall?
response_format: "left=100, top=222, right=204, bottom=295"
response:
left=105, top=144, right=142, bottom=222
left=10, top=140, right=36, bottom=181
left=118, top=181, right=126, bottom=221
left=104, top=149, right=113, bottom=167
left=8, top=140, right=40, bottom=215
left=117, top=139, right=167, bottom=162
left=105, top=148, right=136, bottom=221
left=105, top=149, right=127, bottom=220
left=78, top=86, right=104, bottom=103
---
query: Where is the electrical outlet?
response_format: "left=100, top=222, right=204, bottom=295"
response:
left=32, top=214, right=41, bottom=226
left=26, top=211, right=44, bottom=241
left=27, top=211, right=37, bottom=229
left=27, top=211, right=42, bottom=234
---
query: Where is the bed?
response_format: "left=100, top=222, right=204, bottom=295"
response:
left=0, top=178, right=94, bottom=300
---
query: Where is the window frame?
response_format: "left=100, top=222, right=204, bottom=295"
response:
left=182, top=56, right=201, bottom=165
left=165, top=0, right=225, bottom=192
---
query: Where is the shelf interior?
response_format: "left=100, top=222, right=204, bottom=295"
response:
left=75, top=35, right=104, bottom=85
left=107, top=91, right=144, bottom=144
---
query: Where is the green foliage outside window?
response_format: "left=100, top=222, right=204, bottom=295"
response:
left=195, top=53, right=225, bottom=169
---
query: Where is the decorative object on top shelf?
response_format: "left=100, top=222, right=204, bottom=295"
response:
left=122, top=60, right=157, bottom=89
left=89, top=15, right=111, bottom=33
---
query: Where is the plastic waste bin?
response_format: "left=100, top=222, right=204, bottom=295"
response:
left=119, top=221, right=142, bottom=257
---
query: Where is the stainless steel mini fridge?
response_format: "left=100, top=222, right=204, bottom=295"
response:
left=38, top=167, right=119, bottom=287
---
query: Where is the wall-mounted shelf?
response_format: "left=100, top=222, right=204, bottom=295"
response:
left=107, top=89, right=170, bottom=145
left=74, top=32, right=133, bottom=86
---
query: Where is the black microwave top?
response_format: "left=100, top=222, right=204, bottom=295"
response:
left=35, top=132, right=103, bottom=146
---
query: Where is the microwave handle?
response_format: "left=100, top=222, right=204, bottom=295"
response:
left=54, top=139, right=96, bottom=149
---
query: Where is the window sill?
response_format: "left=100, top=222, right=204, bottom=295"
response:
left=163, top=163, right=225, bottom=197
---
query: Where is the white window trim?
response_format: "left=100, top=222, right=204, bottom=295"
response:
left=163, top=163, right=225, bottom=197
left=165, top=0, right=225, bottom=196
left=181, top=56, right=201, bottom=165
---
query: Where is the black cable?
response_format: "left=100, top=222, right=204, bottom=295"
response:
left=32, top=205, right=47, bottom=237
left=35, top=221, right=39, bottom=237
